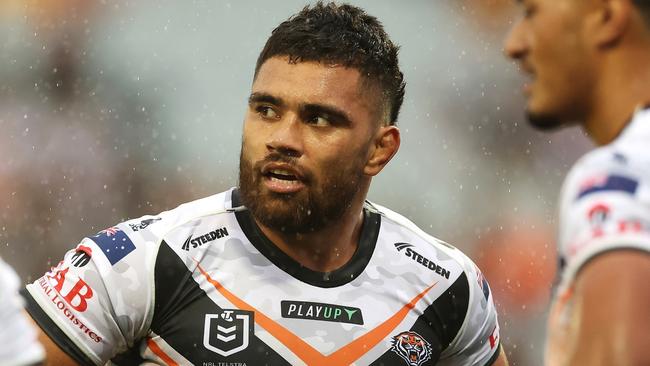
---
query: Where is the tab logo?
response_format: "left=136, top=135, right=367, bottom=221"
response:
left=182, top=227, right=229, bottom=251
left=281, top=300, right=364, bottom=325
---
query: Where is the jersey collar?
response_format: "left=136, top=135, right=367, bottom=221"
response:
left=617, top=104, right=650, bottom=143
left=230, top=188, right=380, bottom=288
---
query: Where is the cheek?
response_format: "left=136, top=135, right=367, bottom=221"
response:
left=323, top=143, right=369, bottom=175
left=538, top=47, right=588, bottom=99
left=534, top=15, right=584, bottom=73
left=310, top=135, right=360, bottom=161
left=241, top=121, right=266, bottom=155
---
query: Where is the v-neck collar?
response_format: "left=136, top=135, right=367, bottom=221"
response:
left=230, top=188, right=380, bottom=288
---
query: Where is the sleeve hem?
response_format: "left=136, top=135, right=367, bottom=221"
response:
left=566, top=235, right=650, bottom=282
left=483, top=342, right=501, bottom=366
left=21, top=287, right=99, bottom=366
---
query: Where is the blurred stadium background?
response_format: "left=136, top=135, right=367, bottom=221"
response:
left=0, top=0, right=593, bottom=364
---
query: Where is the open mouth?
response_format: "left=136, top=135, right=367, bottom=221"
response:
left=409, top=350, right=418, bottom=359
left=266, top=169, right=299, bottom=183
left=261, top=164, right=306, bottom=193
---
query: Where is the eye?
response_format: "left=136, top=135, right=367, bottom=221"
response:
left=524, top=4, right=537, bottom=18
left=306, top=115, right=331, bottom=127
left=255, top=105, right=280, bottom=120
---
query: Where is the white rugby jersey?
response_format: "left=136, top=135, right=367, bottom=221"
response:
left=547, top=107, right=650, bottom=363
left=0, top=258, right=45, bottom=366
left=24, top=189, right=501, bottom=366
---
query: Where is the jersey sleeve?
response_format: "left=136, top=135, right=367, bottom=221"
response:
left=0, top=258, right=45, bottom=366
left=23, top=222, right=158, bottom=365
left=438, top=257, right=501, bottom=366
left=558, top=149, right=650, bottom=283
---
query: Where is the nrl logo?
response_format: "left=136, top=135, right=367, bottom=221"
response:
left=203, top=309, right=254, bottom=357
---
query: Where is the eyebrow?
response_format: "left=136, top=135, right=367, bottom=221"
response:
left=301, top=103, right=352, bottom=126
left=248, top=92, right=285, bottom=108
left=248, top=92, right=353, bottom=126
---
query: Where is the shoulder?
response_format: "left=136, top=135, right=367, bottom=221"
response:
left=369, top=201, right=479, bottom=278
left=557, top=137, right=650, bottom=283
left=88, top=189, right=233, bottom=260
left=121, top=189, right=232, bottom=240
left=563, top=138, right=650, bottom=198
left=58, top=189, right=234, bottom=295
left=369, top=200, right=494, bottom=320
left=367, top=202, right=502, bottom=362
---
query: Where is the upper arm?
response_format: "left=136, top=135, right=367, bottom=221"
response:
left=549, top=150, right=650, bottom=365
left=438, top=260, right=503, bottom=366
left=23, top=224, right=156, bottom=365
left=491, top=346, right=509, bottom=366
left=567, top=250, right=650, bottom=366
left=557, top=150, right=650, bottom=281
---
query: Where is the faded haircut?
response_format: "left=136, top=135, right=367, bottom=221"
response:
left=254, top=1, right=406, bottom=125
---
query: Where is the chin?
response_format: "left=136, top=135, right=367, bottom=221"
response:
left=526, top=112, right=564, bottom=131
left=525, top=105, right=566, bottom=131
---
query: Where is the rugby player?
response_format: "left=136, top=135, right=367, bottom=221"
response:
left=505, top=0, right=650, bottom=364
left=23, top=2, right=508, bottom=365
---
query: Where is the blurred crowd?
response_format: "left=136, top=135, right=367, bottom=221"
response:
left=0, top=1, right=593, bottom=364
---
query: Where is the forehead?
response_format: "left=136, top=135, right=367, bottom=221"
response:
left=252, top=57, right=375, bottom=115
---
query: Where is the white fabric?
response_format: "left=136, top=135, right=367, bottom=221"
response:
left=0, top=258, right=45, bottom=366
left=557, top=108, right=650, bottom=291
left=27, top=189, right=500, bottom=365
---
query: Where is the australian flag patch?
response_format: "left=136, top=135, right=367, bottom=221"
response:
left=90, top=226, right=136, bottom=265
left=577, top=174, right=638, bottom=200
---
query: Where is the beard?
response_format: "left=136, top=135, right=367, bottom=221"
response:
left=238, top=149, right=365, bottom=234
left=526, top=109, right=566, bottom=131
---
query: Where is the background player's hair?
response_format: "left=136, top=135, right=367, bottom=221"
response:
left=634, top=0, right=650, bottom=26
left=254, top=1, right=405, bottom=125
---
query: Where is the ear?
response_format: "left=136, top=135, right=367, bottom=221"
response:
left=364, top=125, right=400, bottom=176
left=587, top=0, right=632, bottom=48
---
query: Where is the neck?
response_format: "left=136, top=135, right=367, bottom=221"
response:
left=584, top=36, right=650, bottom=145
left=254, top=193, right=368, bottom=273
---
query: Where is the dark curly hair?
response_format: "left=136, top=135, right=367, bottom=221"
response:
left=254, top=1, right=406, bottom=125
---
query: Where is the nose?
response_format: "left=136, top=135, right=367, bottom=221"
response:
left=504, top=20, right=527, bottom=61
left=265, top=113, right=303, bottom=158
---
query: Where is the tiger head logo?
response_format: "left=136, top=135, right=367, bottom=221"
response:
left=390, top=331, right=433, bottom=366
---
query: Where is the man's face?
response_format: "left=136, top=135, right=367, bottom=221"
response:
left=239, top=57, right=381, bottom=234
left=504, top=0, right=596, bottom=129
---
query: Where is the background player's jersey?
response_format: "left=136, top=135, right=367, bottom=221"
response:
left=24, top=188, right=501, bottom=366
left=547, top=107, right=650, bottom=364
left=0, top=258, right=45, bottom=366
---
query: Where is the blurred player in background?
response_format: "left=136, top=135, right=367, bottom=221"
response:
left=0, top=258, right=44, bottom=366
left=505, top=0, right=650, bottom=364
left=21, top=2, right=507, bottom=365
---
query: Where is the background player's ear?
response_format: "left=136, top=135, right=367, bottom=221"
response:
left=364, top=125, right=400, bottom=176
left=587, top=0, right=632, bottom=48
